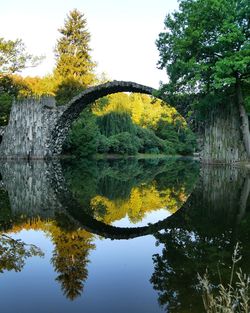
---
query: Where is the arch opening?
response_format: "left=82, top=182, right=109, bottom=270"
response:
left=48, top=81, right=193, bottom=157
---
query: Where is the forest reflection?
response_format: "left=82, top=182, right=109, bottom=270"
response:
left=0, top=157, right=199, bottom=301
left=1, top=160, right=250, bottom=311
left=150, top=167, right=250, bottom=312
left=62, top=157, right=199, bottom=224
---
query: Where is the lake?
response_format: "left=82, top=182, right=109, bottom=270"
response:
left=0, top=157, right=249, bottom=312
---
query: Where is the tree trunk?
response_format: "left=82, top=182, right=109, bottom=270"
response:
left=236, top=76, right=250, bottom=159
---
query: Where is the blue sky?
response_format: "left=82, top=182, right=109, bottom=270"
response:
left=0, top=0, right=179, bottom=87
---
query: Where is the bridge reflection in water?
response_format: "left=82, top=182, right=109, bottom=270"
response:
left=0, top=157, right=198, bottom=238
left=1, top=158, right=250, bottom=312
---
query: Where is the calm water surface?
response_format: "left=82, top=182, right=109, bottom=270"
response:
left=0, top=157, right=250, bottom=312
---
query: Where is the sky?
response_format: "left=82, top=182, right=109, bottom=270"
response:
left=0, top=0, right=179, bottom=88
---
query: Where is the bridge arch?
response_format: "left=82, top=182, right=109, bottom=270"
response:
left=48, top=81, right=161, bottom=156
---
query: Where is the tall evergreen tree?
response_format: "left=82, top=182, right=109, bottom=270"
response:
left=54, top=9, right=96, bottom=104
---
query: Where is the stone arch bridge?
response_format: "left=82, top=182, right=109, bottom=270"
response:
left=0, top=81, right=173, bottom=159
left=0, top=80, right=246, bottom=162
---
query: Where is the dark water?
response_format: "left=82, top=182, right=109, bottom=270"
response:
left=0, top=157, right=250, bottom=313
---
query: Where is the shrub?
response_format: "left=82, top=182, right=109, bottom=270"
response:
left=136, top=126, right=166, bottom=153
left=109, top=132, right=140, bottom=155
left=198, top=243, right=250, bottom=313
left=97, top=135, right=110, bottom=153
left=0, top=92, right=13, bottom=126
left=67, top=111, right=99, bottom=157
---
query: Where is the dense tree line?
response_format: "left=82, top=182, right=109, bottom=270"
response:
left=64, top=93, right=196, bottom=157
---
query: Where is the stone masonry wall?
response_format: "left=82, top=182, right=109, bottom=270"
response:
left=0, top=98, right=65, bottom=159
left=201, top=102, right=247, bottom=163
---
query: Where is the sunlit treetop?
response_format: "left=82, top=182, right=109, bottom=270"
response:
left=54, top=9, right=96, bottom=86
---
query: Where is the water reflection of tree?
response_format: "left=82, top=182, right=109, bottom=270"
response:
left=150, top=174, right=250, bottom=313
left=62, top=157, right=199, bottom=224
left=1, top=216, right=96, bottom=301
left=151, top=229, right=234, bottom=312
left=49, top=222, right=95, bottom=300
left=91, top=185, right=188, bottom=224
left=0, top=234, right=44, bottom=273
left=0, top=189, right=45, bottom=273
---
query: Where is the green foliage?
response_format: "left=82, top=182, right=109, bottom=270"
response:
left=179, top=128, right=197, bottom=154
left=55, top=78, right=85, bottom=106
left=96, top=135, right=110, bottom=153
left=66, top=110, right=99, bottom=157
left=135, top=126, right=170, bottom=154
left=0, top=75, right=30, bottom=125
left=155, top=120, right=196, bottom=155
left=0, top=92, right=13, bottom=126
left=65, top=106, right=193, bottom=157
left=65, top=110, right=143, bottom=157
left=0, top=75, right=24, bottom=96
left=109, top=132, right=141, bottom=155
left=0, top=37, right=44, bottom=75
left=65, top=93, right=197, bottom=157
left=243, top=79, right=250, bottom=114
left=157, top=0, right=250, bottom=110
left=97, top=111, right=135, bottom=137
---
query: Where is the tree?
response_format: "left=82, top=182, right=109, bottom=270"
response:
left=0, top=38, right=43, bottom=75
left=0, top=75, right=31, bottom=126
left=157, top=0, right=250, bottom=157
left=50, top=227, right=95, bottom=300
left=54, top=9, right=95, bottom=104
left=0, top=234, right=44, bottom=273
left=0, top=37, right=44, bottom=125
left=65, top=110, right=100, bottom=157
left=97, top=111, right=136, bottom=137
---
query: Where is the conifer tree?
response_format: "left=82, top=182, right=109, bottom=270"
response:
left=54, top=9, right=95, bottom=104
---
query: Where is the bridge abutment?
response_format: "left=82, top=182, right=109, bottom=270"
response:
left=0, top=98, right=65, bottom=159
left=200, top=102, right=248, bottom=163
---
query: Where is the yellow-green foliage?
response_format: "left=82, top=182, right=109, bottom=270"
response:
left=91, top=184, right=188, bottom=224
left=5, top=74, right=57, bottom=97
left=20, top=75, right=57, bottom=96
left=93, top=92, right=187, bottom=130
